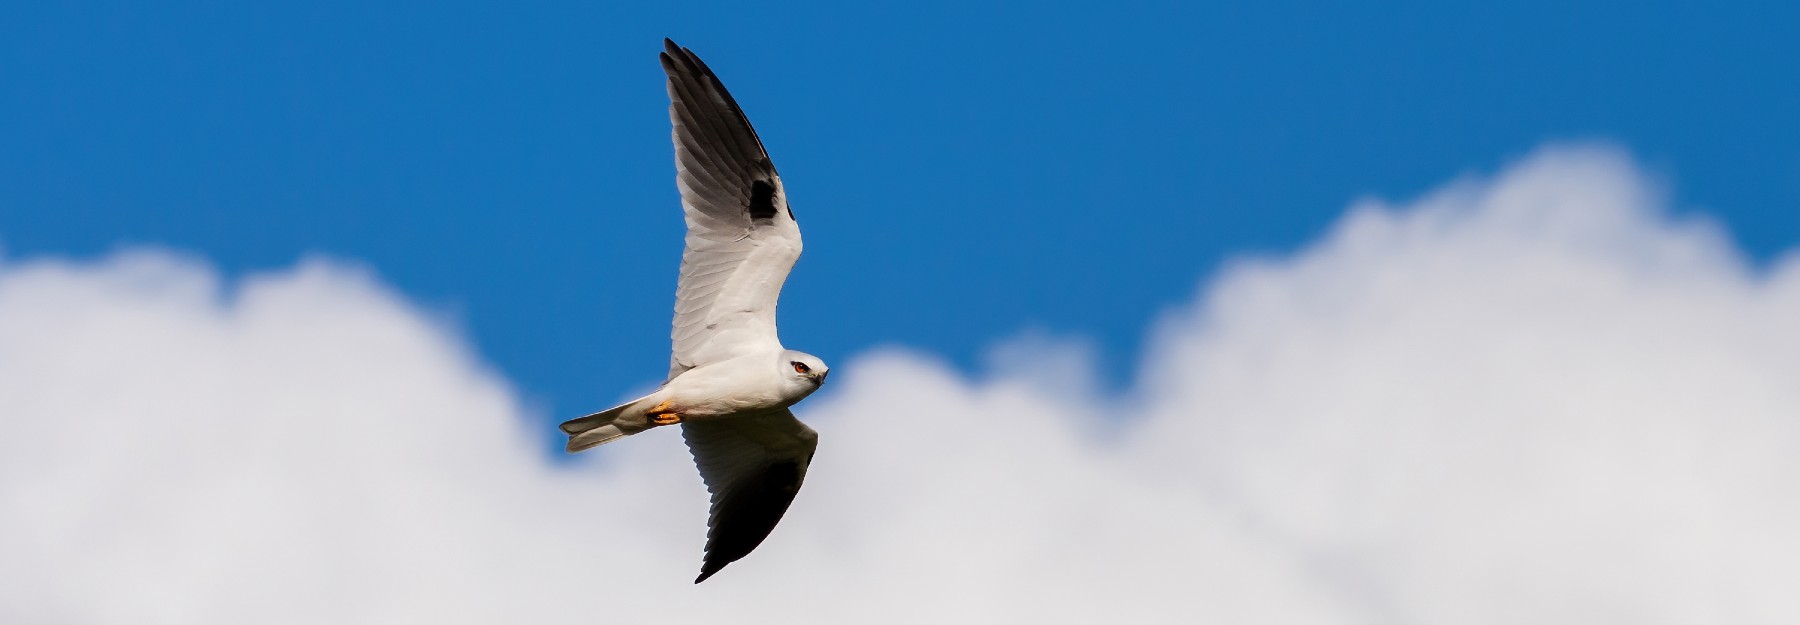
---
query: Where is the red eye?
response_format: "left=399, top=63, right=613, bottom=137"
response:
left=791, top=361, right=811, bottom=374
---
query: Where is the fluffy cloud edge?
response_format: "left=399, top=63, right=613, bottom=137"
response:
left=2, top=145, right=1797, bottom=624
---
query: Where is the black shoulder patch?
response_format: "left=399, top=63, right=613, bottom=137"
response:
left=748, top=179, right=777, bottom=220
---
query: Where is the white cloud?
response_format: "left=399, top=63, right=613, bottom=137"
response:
left=2, top=146, right=1796, bottom=624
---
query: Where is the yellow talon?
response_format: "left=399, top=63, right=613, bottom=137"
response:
left=647, top=401, right=681, bottom=426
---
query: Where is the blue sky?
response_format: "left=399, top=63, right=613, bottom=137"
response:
left=6, top=4, right=1800, bottom=618
left=3, top=0, right=1796, bottom=421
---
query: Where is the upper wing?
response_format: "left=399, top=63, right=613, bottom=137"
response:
left=661, top=39, right=803, bottom=379
left=679, top=409, right=818, bottom=583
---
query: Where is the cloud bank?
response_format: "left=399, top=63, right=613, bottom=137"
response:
left=2, top=146, right=1796, bottom=624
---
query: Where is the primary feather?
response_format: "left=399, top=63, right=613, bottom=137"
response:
left=681, top=410, right=818, bottom=583
left=661, top=40, right=803, bottom=379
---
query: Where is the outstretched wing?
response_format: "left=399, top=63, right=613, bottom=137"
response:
left=661, top=39, right=802, bottom=379
left=680, top=410, right=818, bottom=583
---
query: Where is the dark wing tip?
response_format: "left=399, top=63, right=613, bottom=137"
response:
left=659, top=39, right=699, bottom=78
left=658, top=39, right=688, bottom=77
left=691, top=460, right=804, bottom=583
left=655, top=37, right=781, bottom=190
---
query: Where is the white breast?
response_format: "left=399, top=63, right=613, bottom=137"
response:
left=662, top=354, right=800, bottom=420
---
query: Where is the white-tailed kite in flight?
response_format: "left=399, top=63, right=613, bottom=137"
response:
left=560, top=39, right=827, bottom=584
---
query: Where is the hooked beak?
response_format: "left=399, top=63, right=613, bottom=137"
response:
left=812, top=370, right=828, bottom=385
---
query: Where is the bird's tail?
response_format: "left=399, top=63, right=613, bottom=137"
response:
left=560, top=395, right=658, bottom=453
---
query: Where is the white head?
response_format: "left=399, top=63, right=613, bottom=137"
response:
left=780, top=349, right=829, bottom=393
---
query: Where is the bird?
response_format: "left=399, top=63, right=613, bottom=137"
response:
left=559, top=39, right=828, bottom=584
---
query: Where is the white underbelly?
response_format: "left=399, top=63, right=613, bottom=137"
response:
left=662, top=359, right=796, bottom=419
